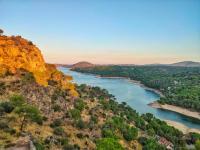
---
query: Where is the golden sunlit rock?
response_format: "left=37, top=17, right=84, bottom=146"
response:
left=0, top=35, right=78, bottom=97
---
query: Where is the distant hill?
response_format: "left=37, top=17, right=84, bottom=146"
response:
left=71, top=61, right=95, bottom=69
left=170, top=61, right=200, bottom=67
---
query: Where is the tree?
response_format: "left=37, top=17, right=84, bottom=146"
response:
left=15, top=104, right=42, bottom=131
left=0, top=29, right=3, bottom=35
left=122, top=126, right=138, bottom=141
left=10, top=94, right=25, bottom=107
left=96, top=138, right=124, bottom=150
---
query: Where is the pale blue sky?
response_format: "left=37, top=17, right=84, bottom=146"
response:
left=1, top=0, right=200, bottom=64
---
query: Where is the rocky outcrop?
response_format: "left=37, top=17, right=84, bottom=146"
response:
left=0, top=35, right=78, bottom=97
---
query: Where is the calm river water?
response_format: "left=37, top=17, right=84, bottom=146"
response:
left=59, top=67, right=200, bottom=129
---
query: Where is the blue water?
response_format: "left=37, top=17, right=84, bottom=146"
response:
left=59, top=67, right=200, bottom=130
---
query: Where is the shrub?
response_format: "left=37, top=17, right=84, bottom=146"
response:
left=53, top=127, right=65, bottom=136
left=33, top=140, right=45, bottom=150
left=0, top=121, right=9, bottom=129
left=122, top=127, right=138, bottom=141
left=69, top=109, right=81, bottom=120
left=0, top=101, right=14, bottom=113
left=90, top=115, right=98, bottom=124
left=96, top=138, right=124, bottom=150
left=10, top=94, right=25, bottom=107
left=58, top=137, right=69, bottom=146
left=50, top=119, right=62, bottom=128
left=74, top=99, right=85, bottom=111
left=21, top=72, right=35, bottom=83
left=76, top=119, right=85, bottom=129
left=102, top=129, right=118, bottom=139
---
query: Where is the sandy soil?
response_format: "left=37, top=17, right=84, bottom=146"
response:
left=149, top=102, right=200, bottom=120
left=165, top=120, right=200, bottom=134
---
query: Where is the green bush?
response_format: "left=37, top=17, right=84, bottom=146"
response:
left=122, top=126, right=138, bottom=141
left=102, top=129, right=118, bottom=139
left=53, top=127, right=65, bottom=136
left=0, top=101, right=14, bottom=113
left=58, top=137, right=69, bottom=146
left=90, top=115, right=98, bottom=124
left=74, top=99, right=85, bottom=111
left=69, top=108, right=81, bottom=120
left=50, top=119, right=62, bottom=128
left=10, top=94, right=25, bottom=107
left=33, top=140, right=45, bottom=150
left=76, top=119, right=85, bottom=129
left=96, top=138, right=124, bottom=150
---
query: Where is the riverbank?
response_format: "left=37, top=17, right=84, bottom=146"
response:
left=165, top=120, right=200, bottom=134
left=149, top=102, right=200, bottom=120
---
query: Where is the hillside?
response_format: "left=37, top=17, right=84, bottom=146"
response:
left=0, top=33, right=199, bottom=150
left=0, top=35, right=78, bottom=97
left=71, top=61, right=94, bottom=69
left=170, top=61, right=200, bottom=67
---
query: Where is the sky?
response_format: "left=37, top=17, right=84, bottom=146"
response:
left=1, top=0, right=200, bottom=64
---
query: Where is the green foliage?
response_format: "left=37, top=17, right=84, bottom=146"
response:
left=15, top=104, right=43, bottom=130
left=147, top=128, right=155, bottom=136
left=74, top=66, right=200, bottom=112
left=53, top=127, right=65, bottom=136
left=50, top=119, right=62, bottom=128
left=75, top=119, right=85, bottom=129
left=190, top=132, right=200, bottom=143
left=10, top=94, right=25, bottom=107
left=103, top=116, right=138, bottom=141
left=140, top=138, right=165, bottom=150
left=96, top=138, right=124, bottom=150
left=74, top=99, right=85, bottom=111
left=69, top=108, right=81, bottom=120
left=195, top=140, right=200, bottom=150
left=122, top=126, right=138, bottom=141
left=102, top=129, right=118, bottom=139
left=58, top=137, right=69, bottom=146
left=90, top=115, right=98, bottom=124
left=0, top=101, right=14, bottom=113
left=142, top=113, right=183, bottom=146
left=33, top=140, right=45, bottom=150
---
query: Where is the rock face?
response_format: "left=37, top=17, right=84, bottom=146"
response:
left=71, top=61, right=94, bottom=69
left=0, top=35, right=78, bottom=97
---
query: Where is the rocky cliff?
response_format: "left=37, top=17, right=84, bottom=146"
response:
left=0, top=35, right=78, bottom=97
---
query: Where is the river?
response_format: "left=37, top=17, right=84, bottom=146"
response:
left=59, top=67, right=200, bottom=130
